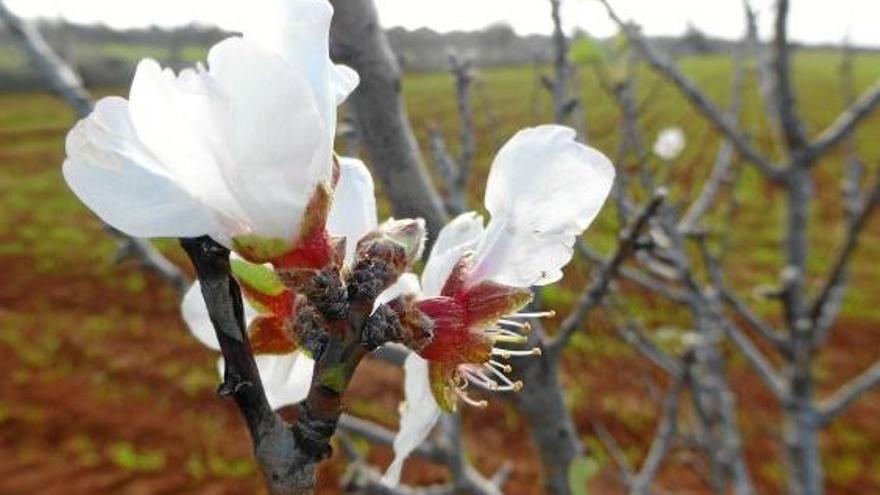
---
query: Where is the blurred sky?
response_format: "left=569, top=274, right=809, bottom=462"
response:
left=4, top=0, right=878, bottom=47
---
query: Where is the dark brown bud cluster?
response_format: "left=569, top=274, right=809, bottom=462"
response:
left=361, top=294, right=434, bottom=351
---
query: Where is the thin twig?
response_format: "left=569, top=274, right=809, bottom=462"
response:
left=768, top=0, right=808, bottom=150
left=809, top=80, right=880, bottom=163
left=550, top=190, right=667, bottom=355
left=678, top=5, right=751, bottom=233
left=809, top=176, right=880, bottom=346
left=629, top=374, right=686, bottom=495
left=0, top=1, right=188, bottom=293
left=596, top=0, right=783, bottom=180
left=816, top=361, right=880, bottom=427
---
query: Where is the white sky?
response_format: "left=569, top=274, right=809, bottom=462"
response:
left=4, top=0, right=878, bottom=47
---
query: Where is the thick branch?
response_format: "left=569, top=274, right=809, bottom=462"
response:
left=549, top=0, right=570, bottom=125
left=180, top=237, right=313, bottom=494
left=328, top=0, right=448, bottom=243
left=450, top=54, right=475, bottom=214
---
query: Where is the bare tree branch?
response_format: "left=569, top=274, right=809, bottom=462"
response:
left=809, top=176, right=880, bottom=345
left=549, top=190, right=667, bottom=355
left=817, top=361, right=880, bottom=427
left=808, top=81, right=880, bottom=163
left=449, top=54, right=476, bottom=214
left=0, top=1, right=188, bottom=292
left=578, top=243, right=691, bottom=305
left=678, top=6, right=751, bottom=233
left=328, top=0, right=448, bottom=243
left=768, top=0, right=808, bottom=150
left=629, top=374, right=686, bottom=495
left=338, top=414, right=448, bottom=465
left=597, top=0, right=784, bottom=180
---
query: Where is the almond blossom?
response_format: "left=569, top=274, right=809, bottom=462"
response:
left=181, top=157, right=379, bottom=410
left=62, top=0, right=358, bottom=267
left=653, top=126, right=686, bottom=161
left=383, top=125, right=615, bottom=484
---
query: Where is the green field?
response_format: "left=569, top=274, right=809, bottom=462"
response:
left=0, top=51, right=879, bottom=493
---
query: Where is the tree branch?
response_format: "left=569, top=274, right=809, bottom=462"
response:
left=769, top=0, right=808, bottom=150
left=817, top=361, right=880, bottom=427
left=0, top=1, right=188, bottom=292
left=549, top=190, right=667, bottom=355
left=180, top=237, right=314, bottom=494
left=338, top=413, right=448, bottom=465
left=678, top=5, right=750, bottom=233
left=596, top=0, right=784, bottom=180
left=328, top=0, right=448, bottom=243
left=808, top=80, right=880, bottom=163
left=629, top=374, right=686, bottom=495
left=809, top=176, right=880, bottom=345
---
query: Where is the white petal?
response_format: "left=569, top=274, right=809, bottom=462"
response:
left=236, top=0, right=358, bottom=138
left=653, top=127, right=686, bottom=161
left=181, top=281, right=260, bottom=352
left=421, top=212, right=484, bottom=297
left=383, top=354, right=441, bottom=485
left=215, top=352, right=314, bottom=410
left=469, top=125, right=615, bottom=287
left=327, top=157, right=377, bottom=266
left=374, top=273, right=422, bottom=311
left=127, top=60, right=247, bottom=230
left=332, top=65, right=360, bottom=106
left=208, top=38, right=330, bottom=240
left=257, top=353, right=315, bottom=410
left=63, top=96, right=223, bottom=240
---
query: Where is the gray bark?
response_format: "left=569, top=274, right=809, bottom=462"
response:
left=328, top=0, right=448, bottom=241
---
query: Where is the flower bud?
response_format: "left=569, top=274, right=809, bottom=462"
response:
left=357, top=218, right=426, bottom=270
left=362, top=294, right=434, bottom=351
left=348, top=218, right=427, bottom=304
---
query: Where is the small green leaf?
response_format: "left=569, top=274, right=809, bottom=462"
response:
left=569, top=456, right=600, bottom=495
left=231, top=257, right=285, bottom=297
left=570, top=38, right=603, bottom=65
left=231, top=235, right=292, bottom=263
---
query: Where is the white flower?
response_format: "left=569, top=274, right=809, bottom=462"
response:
left=181, top=157, right=379, bottom=411
left=652, top=126, right=686, bottom=161
left=182, top=280, right=314, bottom=410
left=62, top=0, right=358, bottom=256
left=383, top=125, right=615, bottom=484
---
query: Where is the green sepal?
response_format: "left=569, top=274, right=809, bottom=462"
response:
left=429, top=361, right=458, bottom=413
left=232, top=235, right=293, bottom=264
left=230, top=257, right=286, bottom=297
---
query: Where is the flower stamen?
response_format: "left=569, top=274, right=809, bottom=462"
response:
left=454, top=386, right=488, bottom=408
left=491, top=347, right=542, bottom=359
left=489, top=360, right=513, bottom=374
left=506, top=310, right=556, bottom=319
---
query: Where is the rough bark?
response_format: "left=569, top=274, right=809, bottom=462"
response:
left=328, top=0, right=448, bottom=241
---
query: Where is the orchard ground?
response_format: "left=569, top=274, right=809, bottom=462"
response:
left=0, top=52, right=879, bottom=494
